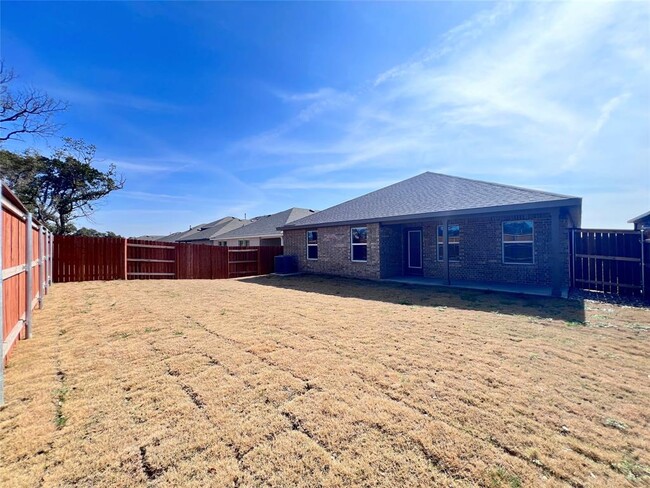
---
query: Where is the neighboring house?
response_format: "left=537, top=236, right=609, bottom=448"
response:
left=156, top=231, right=186, bottom=243
left=134, top=235, right=163, bottom=241
left=280, top=172, right=582, bottom=297
left=629, top=211, right=650, bottom=230
left=176, top=217, right=251, bottom=245
left=213, top=208, right=316, bottom=247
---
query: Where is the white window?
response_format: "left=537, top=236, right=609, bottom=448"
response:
left=503, top=221, right=534, bottom=264
left=216, top=241, right=227, bottom=247
left=437, top=224, right=460, bottom=262
left=351, top=227, right=368, bottom=262
left=238, top=239, right=250, bottom=247
left=307, top=230, right=318, bottom=260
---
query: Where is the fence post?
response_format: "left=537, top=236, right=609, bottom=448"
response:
left=38, top=226, right=45, bottom=309
left=49, top=230, right=53, bottom=285
left=641, top=229, right=646, bottom=300
left=25, top=213, right=33, bottom=339
left=571, top=229, right=576, bottom=289
left=123, top=238, right=128, bottom=280
left=1, top=202, right=5, bottom=405
left=43, top=230, right=48, bottom=293
left=46, top=230, right=50, bottom=289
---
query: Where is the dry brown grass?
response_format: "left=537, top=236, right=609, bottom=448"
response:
left=0, top=275, right=649, bottom=487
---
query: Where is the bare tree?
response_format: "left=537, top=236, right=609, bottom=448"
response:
left=0, top=62, right=67, bottom=143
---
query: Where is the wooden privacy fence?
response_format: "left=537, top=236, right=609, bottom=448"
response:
left=53, top=235, right=283, bottom=282
left=571, top=228, right=648, bottom=299
left=1, top=183, right=53, bottom=404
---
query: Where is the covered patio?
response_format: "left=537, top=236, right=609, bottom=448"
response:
left=382, top=275, right=568, bottom=298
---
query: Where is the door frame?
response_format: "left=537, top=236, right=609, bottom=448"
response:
left=404, top=228, right=423, bottom=276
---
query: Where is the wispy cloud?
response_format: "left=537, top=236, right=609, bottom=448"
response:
left=49, top=84, right=181, bottom=112
left=117, top=190, right=255, bottom=207
left=228, top=0, right=648, bottom=229
left=565, top=92, right=630, bottom=169
left=98, top=159, right=190, bottom=174
left=260, top=177, right=397, bottom=190
left=272, top=87, right=341, bottom=103
left=118, top=190, right=211, bottom=203
left=373, top=2, right=517, bottom=86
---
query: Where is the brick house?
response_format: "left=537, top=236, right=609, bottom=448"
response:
left=280, top=172, right=582, bottom=297
left=212, top=208, right=315, bottom=247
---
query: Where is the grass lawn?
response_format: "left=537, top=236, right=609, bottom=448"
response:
left=0, top=275, right=648, bottom=487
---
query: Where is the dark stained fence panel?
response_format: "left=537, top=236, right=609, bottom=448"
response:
left=571, top=229, right=645, bottom=298
left=127, top=240, right=176, bottom=279
left=54, top=236, right=125, bottom=282
left=54, top=236, right=281, bottom=282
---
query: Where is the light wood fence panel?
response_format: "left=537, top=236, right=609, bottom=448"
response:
left=1, top=183, right=51, bottom=404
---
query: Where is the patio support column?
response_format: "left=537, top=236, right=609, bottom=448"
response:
left=550, top=208, right=562, bottom=297
left=443, top=218, right=450, bottom=285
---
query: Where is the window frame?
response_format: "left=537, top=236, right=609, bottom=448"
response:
left=238, top=239, right=250, bottom=247
left=216, top=241, right=227, bottom=247
left=350, top=226, right=368, bottom=263
left=306, top=230, right=318, bottom=261
left=437, top=224, right=460, bottom=262
left=502, top=220, right=535, bottom=265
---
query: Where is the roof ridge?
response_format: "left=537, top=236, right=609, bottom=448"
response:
left=424, top=171, right=577, bottom=199
left=288, top=172, right=426, bottom=217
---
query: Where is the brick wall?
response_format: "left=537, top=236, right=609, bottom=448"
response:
left=429, top=213, right=553, bottom=286
left=283, top=210, right=572, bottom=289
left=382, top=212, right=571, bottom=288
left=283, top=224, right=381, bottom=280
left=379, top=224, right=402, bottom=278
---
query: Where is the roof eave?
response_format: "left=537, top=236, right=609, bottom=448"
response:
left=210, top=232, right=282, bottom=241
left=279, top=198, right=582, bottom=231
left=628, top=210, right=650, bottom=223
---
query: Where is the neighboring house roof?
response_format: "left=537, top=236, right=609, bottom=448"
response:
left=178, top=217, right=251, bottom=242
left=215, top=208, right=316, bottom=240
left=156, top=231, right=186, bottom=242
left=282, top=172, right=581, bottom=230
left=134, top=235, right=164, bottom=241
left=628, top=210, right=650, bottom=224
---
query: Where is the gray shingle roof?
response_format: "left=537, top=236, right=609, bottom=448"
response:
left=178, top=217, right=250, bottom=242
left=216, top=208, right=316, bottom=240
left=156, top=231, right=186, bottom=242
left=628, top=210, right=650, bottom=224
left=283, top=172, right=580, bottom=229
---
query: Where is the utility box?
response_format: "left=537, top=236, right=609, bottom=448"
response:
left=274, top=255, right=298, bottom=275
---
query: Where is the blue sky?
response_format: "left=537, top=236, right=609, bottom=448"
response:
left=2, top=1, right=648, bottom=236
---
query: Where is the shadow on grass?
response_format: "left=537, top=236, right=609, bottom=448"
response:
left=241, top=274, right=586, bottom=323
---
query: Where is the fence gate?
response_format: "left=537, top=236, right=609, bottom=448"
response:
left=227, top=248, right=260, bottom=278
left=127, top=241, right=177, bottom=279
left=571, top=228, right=646, bottom=298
